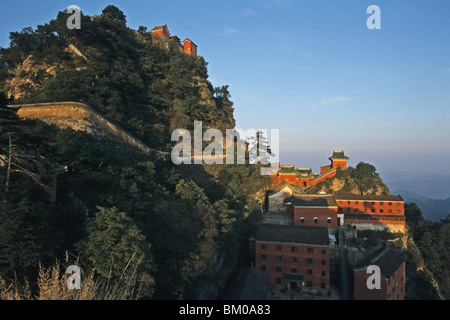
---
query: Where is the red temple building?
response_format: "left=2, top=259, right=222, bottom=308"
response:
left=255, top=224, right=331, bottom=294
left=151, top=24, right=170, bottom=38
left=335, top=194, right=406, bottom=233
left=270, top=150, right=349, bottom=187
left=285, top=194, right=339, bottom=232
left=183, top=38, right=197, bottom=56
left=353, top=247, right=406, bottom=300
left=150, top=25, right=198, bottom=56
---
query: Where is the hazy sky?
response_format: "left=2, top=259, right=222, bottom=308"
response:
left=1, top=0, right=450, bottom=175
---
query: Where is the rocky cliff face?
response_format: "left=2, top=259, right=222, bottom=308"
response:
left=314, top=173, right=391, bottom=196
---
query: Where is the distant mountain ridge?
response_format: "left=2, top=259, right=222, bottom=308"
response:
left=381, top=170, right=450, bottom=221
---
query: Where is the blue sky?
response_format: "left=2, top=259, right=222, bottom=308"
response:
left=1, top=0, right=450, bottom=175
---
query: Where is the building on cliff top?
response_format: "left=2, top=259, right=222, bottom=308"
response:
left=270, top=150, right=349, bottom=188
left=151, top=25, right=198, bottom=56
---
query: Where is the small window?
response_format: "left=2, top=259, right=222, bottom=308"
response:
left=397, top=202, right=401, bottom=206
left=307, top=248, right=313, bottom=253
left=291, top=246, right=297, bottom=252
left=321, top=270, right=326, bottom=276
left=261, top=244, right=267, bottom=250
left=355, top=209, right=359, bottom=213
left=371, top=209, right=376, bottom=213
left=300, top=217, right=305, bottom=224
left=276, top=245, right=282, bottom=251
left=321, top=249, right=326, bottom=254
left=355, top=201, right=359, bottom=204
left=276, top=256, right=282, bottom=261
left=321, top=260, right=326, bottom=266
left=380, top=209, right=384, bottom=213
left=380, top=202, right=384, bottom=205
left=313, top=217, right=318, bottom=224
left=291, top=268, right=297, bottom=274
left=327, top=217, right=332, bottom=224
left=307, top=269, right=313, bottom=275
left=306, top=281, right=312, bottom=287
left=291, top=257, right=297, bottom=263
left=321, top=282, right=326, bottom=289
left=261, top=255, right=267, bottom=260
left=371, top=202, right=376, bottom=205
left=275, top=266, right=281, bottom=272
left=307, top=258, right=313, bottom=264
left=260, top=265, right=266, bottom=271
left=347, top=201, right=351, bottom=204
left=388, top=202, right=392, bottom=206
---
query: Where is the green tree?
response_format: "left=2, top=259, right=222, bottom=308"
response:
left=101, top=5, right=127, bottom=26
left=76, top=206, right=155, bottom=298
left=352, top=162, right=378, bottom=179
left=0, top=186, right=53, bottom=279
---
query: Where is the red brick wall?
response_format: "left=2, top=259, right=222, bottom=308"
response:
left=255, top=241, right=330, bottom=291
left=337, top=198, right=405, bottom=232
left=337, top=199, right=405, bottom=216
left=294, top=207, right=338, bottom=228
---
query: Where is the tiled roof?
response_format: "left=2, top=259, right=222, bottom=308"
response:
left=287, top=194, right=337, bottom=207
left=183, top=38, right=197, bottom=46
left=297, top=168, right=312, bottom=176
left=329, top=150, right=349, bottom=160
left=354, top=247, right=405, bottom=278
left=256, top=224, right=330, bottom=246
left=278, top=164, right=297, bottom=174
left=268, top=181, right=303, bottom=195
left=334, top=194, right=404, bottom=202
left=152, top=24, right=168, bottom=30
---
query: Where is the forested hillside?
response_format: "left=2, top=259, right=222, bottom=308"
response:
left=0, top=6, right=270, bottom=299
left=0, top=5, right=235, bottom=151
left=404, top=203, right=450, bottom=300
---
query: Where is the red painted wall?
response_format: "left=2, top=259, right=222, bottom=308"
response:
left=276, top=174, right=298, bottom=184
left=152, top=28, right=170, bottom=38
left=336, top=199, right=405, bottom=216
left=354, top=262, right=405, bottom=300
left=320, top=165, right=331, bottom=174
left=183, top=40, right=197, bottom=56
left=255, top=241, right=330, bottom=291
left=294, top=207, right=338, bottom=228
left=331, top=159, right=347, bottom=169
